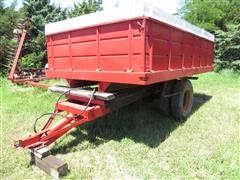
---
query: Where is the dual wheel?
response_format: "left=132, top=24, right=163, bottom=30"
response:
left=158, top=79, right=194, bottom=121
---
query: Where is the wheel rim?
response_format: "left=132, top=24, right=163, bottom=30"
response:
left=183, top=89, right=192, bottom=112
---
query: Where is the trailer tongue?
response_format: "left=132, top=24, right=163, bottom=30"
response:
left=14, top=85, right=111, bottom=149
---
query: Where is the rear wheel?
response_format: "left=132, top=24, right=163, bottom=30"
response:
left=171, top=79, right=193, bottom=121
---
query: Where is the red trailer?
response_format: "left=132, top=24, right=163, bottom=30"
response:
left=46, top=19, right=213, bottom=85
left=15, top=3, right=214, bottom=178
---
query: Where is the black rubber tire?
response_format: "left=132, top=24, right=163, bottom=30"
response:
left=158, top=96, right=171, bottom=116
left=171, top=79, right=193, bottom=121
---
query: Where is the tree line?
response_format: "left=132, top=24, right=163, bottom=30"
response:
left=0, top=0, right=239, bottom=74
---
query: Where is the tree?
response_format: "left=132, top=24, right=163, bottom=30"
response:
left=215, top=24, right=240, bottom=72
left=20, top=0, right=67, bottom=68
left=0, top=0, right=3, bottom=10
left=0, top=0, right=21, bottom=74
left=178, top=0, right=227, bottom=32
left=68, top=0, right=101, bottom=18
left=178, top=0, right=240, bottom=32
left=223, top=0, right=240, bottom=24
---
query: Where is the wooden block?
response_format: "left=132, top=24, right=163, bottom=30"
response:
left=34, top=155, right=68, bottom=179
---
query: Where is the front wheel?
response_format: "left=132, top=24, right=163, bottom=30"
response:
left=171, top=79, right=193, bottom=121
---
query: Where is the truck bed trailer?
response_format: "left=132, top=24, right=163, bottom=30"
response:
left=15, top=2, right=214, bottom=178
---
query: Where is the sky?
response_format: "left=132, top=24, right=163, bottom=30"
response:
left=6, top=0, right=179, bottom=14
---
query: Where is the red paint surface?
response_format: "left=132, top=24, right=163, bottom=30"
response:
left=46, top=17, right=214, bottom=85
left=8, top=30, right=27, bottom=80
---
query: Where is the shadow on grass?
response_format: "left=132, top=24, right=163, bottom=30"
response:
left=51, top=93, right=212, bottom=155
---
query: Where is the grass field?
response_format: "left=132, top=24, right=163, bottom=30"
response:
left=1, top=72, right=239, bottom=179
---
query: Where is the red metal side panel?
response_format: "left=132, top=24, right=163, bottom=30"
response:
left=46, top=17, right=214, bottom=85
left=71, top=27, right=98, bottom=71
left=99, top=22, right=129, bottom=71
left=47, top=19, right=145, bottom=74
left=146, top=18, right=214, bottom=72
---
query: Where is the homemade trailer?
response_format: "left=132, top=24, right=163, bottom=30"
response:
left=7, top=20, right=48, bottom=89
left=15, top=2, right=214, bottom=178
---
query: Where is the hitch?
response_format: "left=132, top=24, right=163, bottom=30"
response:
left=14, top=99, right=109, bottom=178
left=15, top=102, right=110, bottom=149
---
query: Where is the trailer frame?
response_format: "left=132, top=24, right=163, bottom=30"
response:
left=14, top=81, right=161, bottom=149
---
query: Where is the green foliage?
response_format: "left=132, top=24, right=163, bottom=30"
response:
left=0, top=9, right=16, bottom=33
left=21, top=0, right=67, bottom=68
left=68, top=0, right=101, bottom=18
left=0, top=37, right=8, bottom=59
left=20, top=52, right=45, bottom=68
left=223, top=0, right=240, bottom=24
left=0, top=0, right=21, bottom=36
left=0, top=0, right=20, bottom=74
left=178, top=0, right=227, bottom=32
left=0, top=0, right=4, bottom=9
left=23, top=0, right=67, bottom=35
left=215, top=24, right=240, bottom=72
left=178, top=0, right=240, bottom=32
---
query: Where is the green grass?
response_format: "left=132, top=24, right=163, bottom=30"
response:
left=1, top=72, right=240, bottom=179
